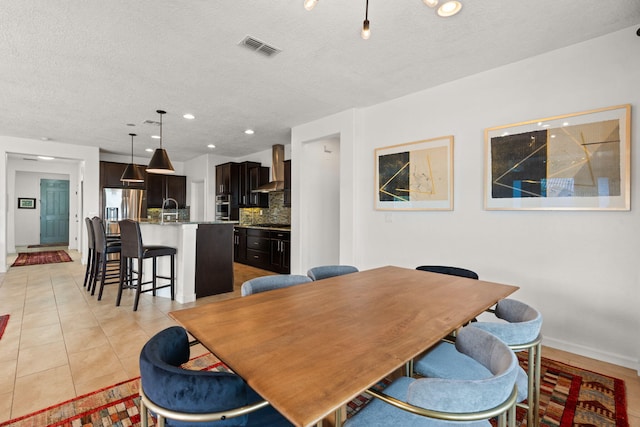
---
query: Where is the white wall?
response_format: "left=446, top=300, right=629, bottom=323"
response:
left=292, top=26, right=640, bottom=371
left=300, top=137, right=341, bottom=267
left=1, top=136, right=100, bottom=272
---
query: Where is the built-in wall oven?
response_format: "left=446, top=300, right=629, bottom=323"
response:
left=215, top=194, right=230, bottom=221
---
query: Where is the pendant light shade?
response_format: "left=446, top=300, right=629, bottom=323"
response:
left=121, top=133, right=145, bottom=183
left=146, top=110, right=175, bottom=174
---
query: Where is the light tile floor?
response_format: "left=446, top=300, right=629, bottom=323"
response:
left=0, top=250, right=638, bottom=424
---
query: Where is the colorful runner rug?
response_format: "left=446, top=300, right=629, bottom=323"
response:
left=11, top=250, right=72, bottom=267
left=0, top=315, right=9, bottom=341
left=0, top=353, right=628, bottom=427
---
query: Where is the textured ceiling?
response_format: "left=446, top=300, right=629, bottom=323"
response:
left=1, top=1, right=639, bottom=162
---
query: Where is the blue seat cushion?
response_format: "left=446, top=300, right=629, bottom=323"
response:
left=414, top=341, right=528, bottom=402
left=343, top=377, right=490, bottom=427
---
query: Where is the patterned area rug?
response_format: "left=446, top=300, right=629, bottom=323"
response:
left=11, top=250, right=72, bottom=267
left=0, top=353, right=628, bottom=427
left=0, top=315, right=9, bottom=341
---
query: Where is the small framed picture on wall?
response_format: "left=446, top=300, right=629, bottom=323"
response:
left=18, top=198, right=36, bottom=209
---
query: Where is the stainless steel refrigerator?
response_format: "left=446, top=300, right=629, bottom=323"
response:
left=103, top=188, right=146, bottom=234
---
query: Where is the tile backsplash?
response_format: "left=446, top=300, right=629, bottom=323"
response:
left=240, top=192, right=290, bottom=225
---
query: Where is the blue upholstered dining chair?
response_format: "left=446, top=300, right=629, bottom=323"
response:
left=415, top=265, right=479, bottom=280
left=240, top=274, right=312, bottom=296
left=344, top=326, right=519, bottom=427
left=306, top=265, right=359, bottom=281
left=139, top=326, right=293, bottom=427
left=414, top=299, right=542, bottom=427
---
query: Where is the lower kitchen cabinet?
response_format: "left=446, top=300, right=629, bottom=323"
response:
left=270, top=230, right=290, bottom=273
left=233, top=227, right=247, bottom=263
left=234, top=227, right=290, bottom=273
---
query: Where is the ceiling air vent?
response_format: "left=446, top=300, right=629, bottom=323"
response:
left=239, top=36, right=281, bottom=57
left=142, top=119, right=161, bottom=126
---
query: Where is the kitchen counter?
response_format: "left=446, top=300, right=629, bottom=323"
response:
left=140, top=220, right=238, bottom=226
left=138, top=221, right=235, bottom=303
left=234, top=224, right=291, bottom=231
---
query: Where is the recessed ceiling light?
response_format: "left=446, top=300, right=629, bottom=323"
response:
left=151, top=135, right=161, bottom=139
left=145, top=148, right=154, bottom=153
left=562, top=122, right=569, bottom=126
left=41, top=137, right=50, bottom=141
left=244, top=129, right=255, bottom=135
left=437, top=0, right=462, bottom=17
left=207, top=144, right=216, bottom=149
left=183, top=114, right=195, bottom=120
left=38, top=156, right=55, bottom=160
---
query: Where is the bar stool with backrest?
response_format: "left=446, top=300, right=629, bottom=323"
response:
left=83, top=217, right=97, bottom=290
left=91, top=216, right=122, bottom=299
left=117, top=219, right=176, bottom=311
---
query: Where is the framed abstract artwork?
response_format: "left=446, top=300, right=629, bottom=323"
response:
left=375, top=136, right=453, bottom=211
left=484, top=104, right=630, bottom=210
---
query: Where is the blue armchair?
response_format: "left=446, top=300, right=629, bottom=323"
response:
left=415, top=299, right=542, bottom=427
left=139, top=326, right=293, bottom=427
left=344, top=326, right=518, bottom=426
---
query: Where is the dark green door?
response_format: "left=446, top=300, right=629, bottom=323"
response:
left=40, top=179, right=70, bottom=245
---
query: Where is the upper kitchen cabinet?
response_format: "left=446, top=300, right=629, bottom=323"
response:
left=146, top=173, right=187, bottom=208
left=284, top=159, right=291, bottom=207
left=100, top=161, right=145, bottom=189
left=239, top=162, right=269, bottom=208
left=215, top=162, right=240, bottom=197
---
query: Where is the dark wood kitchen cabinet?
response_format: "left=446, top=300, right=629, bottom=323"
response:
left=215, top=162, right=240, bottom=197
left=234, top=227, right=290, bottom=273
left=239, top=162, right=269, bottom=208
left=146, top=173, right=187, bottom=208
left=283, top=159, right=291, bottom=207
left=233, top=227, right=247, bottom=263
left=195, top=224, right=234, bottom=297
left=100, top=161, right=145, bottom=189
left=245, top=228, right=271, bottom=269
left=270, top=230, right=290, bottom=273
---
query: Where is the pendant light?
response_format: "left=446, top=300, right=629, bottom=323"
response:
left=361, top=0, right=370, bottom=40
left=120, top=133, right=145, bottom=183
left=146, top=109, right=175, bottom=174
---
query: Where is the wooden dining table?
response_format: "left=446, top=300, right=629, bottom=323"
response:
left=169, top=265, right=519, bottom=427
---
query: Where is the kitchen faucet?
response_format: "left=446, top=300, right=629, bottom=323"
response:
left=161, top=198, right=179, bottom=223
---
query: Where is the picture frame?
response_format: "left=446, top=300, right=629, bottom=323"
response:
left=18, top=198, right=36, bottom=209
left=375, top=136, right=454, bottom=211
left=484, top=104, right=630, bottom=211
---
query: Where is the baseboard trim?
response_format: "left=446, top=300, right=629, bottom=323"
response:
left=544, top=336, right=640, bottom=375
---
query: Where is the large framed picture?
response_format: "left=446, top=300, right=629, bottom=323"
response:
left=18, top=198, right=36, bottom=209
left=375, top=136, right=453, bottom=211
left=484, top=104, right=630, bottom=210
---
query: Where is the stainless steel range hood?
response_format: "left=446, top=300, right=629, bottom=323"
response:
left=253, top=144, right=285, bottom=193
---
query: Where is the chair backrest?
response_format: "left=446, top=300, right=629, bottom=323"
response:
left=416, top=265, right=479, bottom=280
left=473, top=298, right=543, bottom=346
left=406, top=325, right=518, bottom=413
left=91, top=217, right=107, bottom=252
left=241, top=274, right=312, bottom=296
left=139, top=326, right=252, bottom=426
left=85, top=217, right=95, bottom=249
left=307, top=265, right=359, bottom=281
left=118, top=219, right=144, bottom=259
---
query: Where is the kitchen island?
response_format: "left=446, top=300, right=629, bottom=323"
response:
left=138, top=221, right=235, bottom=303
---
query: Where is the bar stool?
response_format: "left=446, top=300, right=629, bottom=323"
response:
left=91, top=216, right=122, bottom=300
left=117, top=219, right=176, bottom=311
left=83, top=217, right=97, bottom=290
